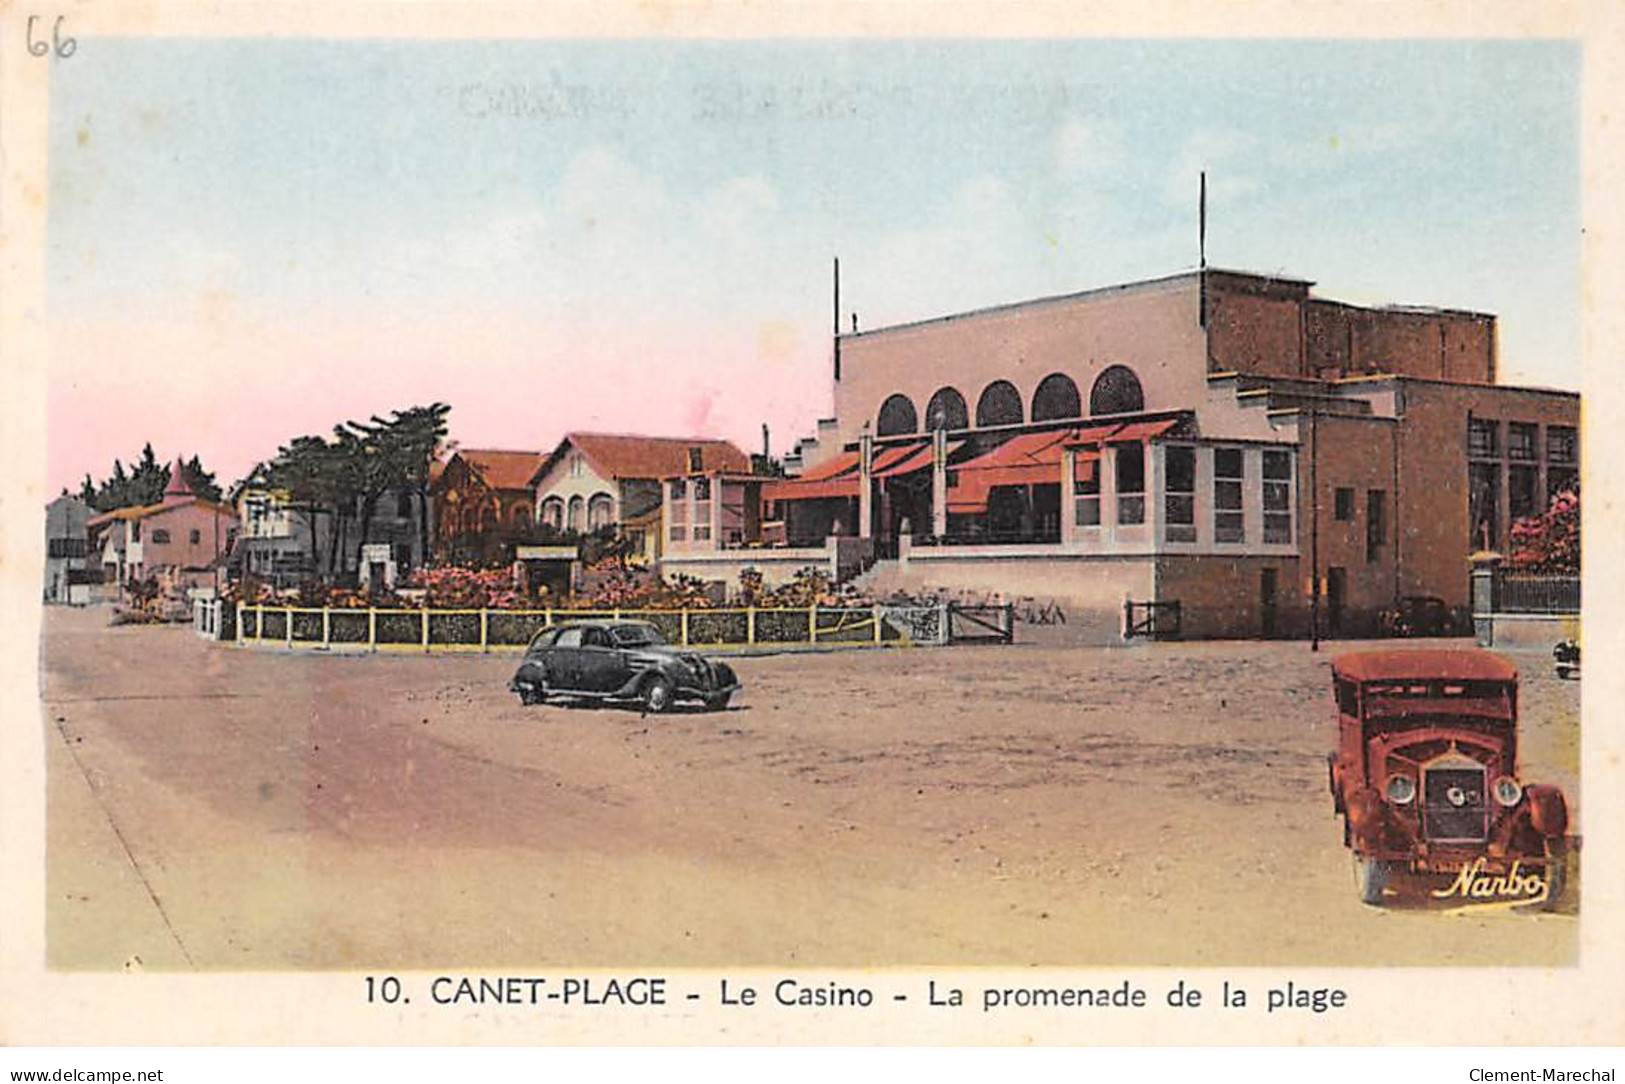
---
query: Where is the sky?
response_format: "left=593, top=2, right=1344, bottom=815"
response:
left=46, top=37, right=1579, bottom=492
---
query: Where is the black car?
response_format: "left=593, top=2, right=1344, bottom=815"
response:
left=508, top=620, right=741, bottom=713
left=1381, top=595, right=1458, bottom=638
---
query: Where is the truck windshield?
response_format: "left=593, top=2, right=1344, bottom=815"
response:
left=1362, top=680, right=1513, bottom=720
left=1364, top=680, right=1504, bottom=698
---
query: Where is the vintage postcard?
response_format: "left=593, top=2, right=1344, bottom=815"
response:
left=2, top=0, right=1622, bottom=1050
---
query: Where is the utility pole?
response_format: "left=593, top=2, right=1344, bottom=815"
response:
left=1310, top=402, right=1320, bottom=652
left=832, top=256, right=841, bottom=382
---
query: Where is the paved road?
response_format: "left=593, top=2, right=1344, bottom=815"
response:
left=42, top=607, right=1578, bottom=969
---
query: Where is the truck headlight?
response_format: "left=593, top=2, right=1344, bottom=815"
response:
left=1493, top=776, right=1524, bottom=807
left=1385, top=774, right=1416, bottom=805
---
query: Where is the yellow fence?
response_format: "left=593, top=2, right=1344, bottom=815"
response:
left=233, top=603, right=948, bottom=654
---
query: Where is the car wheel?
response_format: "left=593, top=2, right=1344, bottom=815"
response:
left=705, top=692, right=731, bottom=713
left=517, top=671, right=548, bottom=706
left=642, top=676, right=674, bottom=715
left=1541, top=844, right=1568, bottom=912
left=1354, top=856, right=1394, bottom=906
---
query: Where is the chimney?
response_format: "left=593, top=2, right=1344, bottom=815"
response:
left=851, top=313, right=858, bottom=333
left=761, top=423, right=770, bottom=459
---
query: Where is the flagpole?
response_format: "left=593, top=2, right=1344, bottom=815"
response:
left=1198, top=171, right=1208, bottom=328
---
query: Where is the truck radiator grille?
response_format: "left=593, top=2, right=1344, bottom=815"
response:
left=1422, top=765, right=1489, bottom=842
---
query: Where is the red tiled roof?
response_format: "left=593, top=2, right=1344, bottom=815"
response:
left=456, top=449, right=548, bottom=492
left=87, top=503, right=162, bottom=527
left=86, top=497, right=237, bottom=528
left=537, top=433, right=750, bottom=486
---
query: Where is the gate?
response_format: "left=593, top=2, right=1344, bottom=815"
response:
left=947, top=603, right=1015, bottom=644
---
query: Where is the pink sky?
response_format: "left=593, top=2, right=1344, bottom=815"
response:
left=48, top=305, right=831, bottom=494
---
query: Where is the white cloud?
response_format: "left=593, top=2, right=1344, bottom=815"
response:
left=554, top=145, right=671, bottom=236
left=1051, top=118, right=1129, bottom=181
left=697, top=175, right=782, bottom=244
left=1161, top=128, right=1260, bottom=208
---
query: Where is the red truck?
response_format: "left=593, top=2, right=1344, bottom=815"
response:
left=1327, top=649, right=1569, bottom=909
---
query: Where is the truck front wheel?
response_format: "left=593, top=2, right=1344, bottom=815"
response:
left=1355, top=856, right=1395, bottom=906
left=1541, top=843, right=1568, bottom=912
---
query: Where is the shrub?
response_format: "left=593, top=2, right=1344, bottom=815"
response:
left=1507, top=487, right=1579, bottom=574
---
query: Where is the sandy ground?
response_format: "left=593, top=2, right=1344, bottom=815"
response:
left=40, top=606, right=1578, bottom=970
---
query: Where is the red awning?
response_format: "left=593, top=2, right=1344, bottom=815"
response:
left=799, top=449, right=863, bottom=481
left=946, top=432, right=1099, bottom=514
left=871, top=440, right=929, bottom=476
left=1060, top=422, right=1126, bottom=448
left=761, top=449, right=861, bottom=502
left=765, top=440, right=939, bottom=501
left=1107, top=418, right=1180, bottom=443
left=763, top=477, right=860, bottom=501
left=875, top=439, right=965, bottom=479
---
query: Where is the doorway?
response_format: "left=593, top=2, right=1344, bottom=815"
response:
left=1327, top=567, right=1347, bottom=637
left=1260, top=568, right=1278, bottom=639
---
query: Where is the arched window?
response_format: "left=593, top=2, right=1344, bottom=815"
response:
left=587, top=492, right=615, bottom=531
left=567, top=495, right=585, bottom=532
left=876, top=394, right=919, bottom=436
left=1089, top=365, right=1145, bottom=416
left=1031, top=373, right=1082, bottom=421
left=510, top=503, right=531, bottom=527
left=975, top=380, right=1024, bottom=427
left=924, top=387, right=969, bottom=432
left=540, top=497, right=564, bottom=530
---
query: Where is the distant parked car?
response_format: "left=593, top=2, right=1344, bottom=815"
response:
left=1554, top=639, right=1580, bottom=680
left=1381, top=595, right=1457, bottom=638
left=509, top=620, right=741, bottom=713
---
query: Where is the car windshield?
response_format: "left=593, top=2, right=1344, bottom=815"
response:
left=611, top=624, right=665, bottom=647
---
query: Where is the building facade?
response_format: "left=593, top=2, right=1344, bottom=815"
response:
left=531, top=433, right=750, bottom=566
left=431, top=449, right=548, bottom=565
left=674, top=268, right=1578, bottom=640
left=44, top=494, right=94, bottom=604
left=232, top=469, right=325, bottom=586
left=228, top=470, right=432, bottom=588
left=88, top=463, right=239, bottom=595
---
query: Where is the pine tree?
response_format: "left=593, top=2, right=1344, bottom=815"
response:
left=132, top=443, right=165, bottom=505
left=181, top=454, right=222, bottom=501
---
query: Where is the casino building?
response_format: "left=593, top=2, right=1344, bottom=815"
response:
left=659, top=267, right=1579, bottom=640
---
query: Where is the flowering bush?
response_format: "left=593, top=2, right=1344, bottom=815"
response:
left=737, top=566, right=874, bottom=608
left=220, top=561, right=896, bottom=612
left=1507, top=487, right=1579, bottom=574
left=566, top=562, right=715, bottom=610
left=408, top=565, right=525, bottom=608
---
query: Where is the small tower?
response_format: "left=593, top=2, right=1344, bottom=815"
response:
left=163, top=458, right=193, bottom=501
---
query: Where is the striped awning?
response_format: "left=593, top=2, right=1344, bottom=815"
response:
left=761, top=449, right=862, bottom=502
left=946, top=432, right=1100, bottom=514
